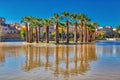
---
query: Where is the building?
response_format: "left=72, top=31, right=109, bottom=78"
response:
left=0, top=17, right=21, bottom=41
left=97, top=26, right=119, bottom=38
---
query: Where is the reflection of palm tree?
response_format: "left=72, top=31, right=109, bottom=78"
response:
left=74, top=45, right=78, bottom=74
left=64, top=45, right=69, bottom=77
left=38, top=46, right=41, bottom=66
left=0, top=46, right=5, bottom=63
left=54, top=45, right=59, bottom=76
left=88, top=44, right=97, bottom=61
left=45, top=45, right=49, bottom=70
left=23, top=45, right=42, bottom=71
left=25, top=45, right=29, bottom=70
left=78, top=45, right=89, bottom=74
left=23, top=45, right=34, bottom=71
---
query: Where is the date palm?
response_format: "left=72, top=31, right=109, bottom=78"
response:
left=43, top=18, right=53, bottom=43
left=83, top=16, right=90, bottom=42
left=92, top=22, right=98, bottom=41
left=21, top=16, right=33, bottom=43
left=87, top=23, right=93, bottom=42
left=61, top=11, right=70, bottom=44
left=32, top=18, right=43, bottom=43
left=78, top=14, right=85, bottom=42
left=87, top=22, right=97, bottom=42
left=59, top=22, right=65, bottom=42
left=37, top=18, right=43, bottom=42
left=70, top=13, right=79, bottom=43
left=52, top=13, right=61, bottom=44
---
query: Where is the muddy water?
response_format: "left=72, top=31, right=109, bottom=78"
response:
left=0, top=41, right=120, bottom=80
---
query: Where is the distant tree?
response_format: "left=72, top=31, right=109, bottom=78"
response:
left=21, top=27, right=26, bottom=40
left=116, top=25, right=120, bottom=32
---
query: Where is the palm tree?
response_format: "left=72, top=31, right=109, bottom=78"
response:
left=83, top=16, right=90, bottom=42
left=61, top=11, right=70, bottom=44
left=52, top=13, right=61, bottom=44
left=43, top=18, right=53, bottom=43
left=28, top=17, right=36, bottom=43
left=59, top=22, right=65, bottom=42
left=78, top=14, right=90, bottom=42
left=21, top=16, right=33, bottom=42
left=92, top=22, right=98, bottom=41
left=31, top=18, right=42, bottom=43
left=32, top=18, right=43, bottom=43
left=87, top=23, right=93, bottom=42
left=78, top=14, right=85, bottom=42
left=37, top=18, right=43, bottom=42
left=70, top=13, right=79, bottom=43
left=87, top=22, right=97, bottom=42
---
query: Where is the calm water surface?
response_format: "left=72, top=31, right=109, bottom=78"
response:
left=0, top=41, right=120, bottom=80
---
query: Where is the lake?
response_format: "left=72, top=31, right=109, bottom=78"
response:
left=0, top=41, right=120, bottom=80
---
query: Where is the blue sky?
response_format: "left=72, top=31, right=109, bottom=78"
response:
left=0, top=0, right=120, bottom=27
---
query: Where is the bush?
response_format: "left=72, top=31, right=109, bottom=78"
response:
left=21, top=30, right=26, bottom=39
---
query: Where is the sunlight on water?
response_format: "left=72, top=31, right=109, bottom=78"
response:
left=0, top=41, right=120, bottom=80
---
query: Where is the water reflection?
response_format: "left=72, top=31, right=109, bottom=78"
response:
left=1, top=42, right=120, bottom=80
left=0, top=46, right=5, bottom=63
left=0, top=46, right=24, bottom=63
left=96, top=42, right=120, bottom=57
left=23, top=44, right=97, bottom=77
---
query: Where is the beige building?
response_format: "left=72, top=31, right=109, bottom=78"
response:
left=0, top=17, right=21, bottom=41
left=97, top=26, right=119, bottom=38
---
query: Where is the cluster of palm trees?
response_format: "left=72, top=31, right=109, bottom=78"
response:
left=21, top=11, right=98, bottom=44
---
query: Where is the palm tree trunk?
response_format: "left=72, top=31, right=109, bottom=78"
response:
left=38, top=27, right=41, bottom=42
left=85, top=24, right=87, bottom=42
left=56, top=21, right=59, bottom=44
left=26, top=23, right=29, bottom=42
left=35, top=27, right=38, bottom=43
left=74, top=22, right=77, bottom=43
left=29, top=28, right=33, bottom=43
left=87, top=29, right=89, bottom=42
left=66, top=20, right=69, bottom=44
left=90, top=33, right=92, bottom=42
left=46, top=26, right=49, bottom=43
left=31, top=28, right=34, bottom=42
left=93, top=31, right=96, bottom=41
left=61, top=27, right=64, bottom=42
left=79, top=22, right=83, bottom=43
left=87, top=30, right=90, bottom=42
left=94, top=29, right=96, bottom=41
left=83, top=24, right=87, bottom=42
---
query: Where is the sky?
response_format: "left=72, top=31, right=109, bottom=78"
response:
left=0, top=0, right=120, bottom=27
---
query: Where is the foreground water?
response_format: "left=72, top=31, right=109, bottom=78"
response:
left=0, top=41, right=120, bottom=80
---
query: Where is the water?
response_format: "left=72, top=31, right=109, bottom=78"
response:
left=0, top=41, right=120, bottom=80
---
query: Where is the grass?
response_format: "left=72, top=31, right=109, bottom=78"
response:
left=23, top=40, right=96, bottom=45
